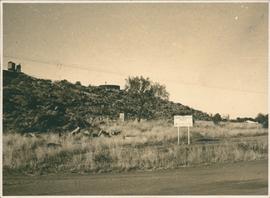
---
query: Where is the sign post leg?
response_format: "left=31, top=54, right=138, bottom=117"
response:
left=178, top=127, right=180, bottom=145
left=188, top=126, right=190, bottom=145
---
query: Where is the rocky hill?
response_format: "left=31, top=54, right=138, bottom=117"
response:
left=3, top=70, right=211, bottom=133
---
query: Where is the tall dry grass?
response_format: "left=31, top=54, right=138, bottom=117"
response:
left=3, top=120, right=268, bottom=175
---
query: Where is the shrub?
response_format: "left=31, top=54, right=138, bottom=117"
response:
left=255, top=113, right=268, bottom=128
left=212, top=113, right=222, bottom=125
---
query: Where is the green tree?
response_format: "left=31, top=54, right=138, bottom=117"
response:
left=255, top=113, right=268, bottom=128
left=75, top=81, right=81, bottom=86
left=213, top=113, right=222, bottom=125
left=124, top=76, right=169, bottom=121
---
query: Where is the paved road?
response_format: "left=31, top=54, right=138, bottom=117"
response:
left=3, top=160, right=268, bottom=195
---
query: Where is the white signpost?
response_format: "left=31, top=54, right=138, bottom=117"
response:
left=119, top=113, right=125, bottom=122
left=174, top=115, right=193, bottom=145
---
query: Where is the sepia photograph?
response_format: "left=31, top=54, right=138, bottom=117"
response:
left=1, top=0, right=269, bottom=196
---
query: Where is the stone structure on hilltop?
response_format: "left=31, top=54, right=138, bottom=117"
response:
left=8, top=61, right=22, bottom=73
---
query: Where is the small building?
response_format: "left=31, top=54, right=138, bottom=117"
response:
left=99, top=84, right=120, bottom=91
left=7, top=61, right=22, bottom=73
left=8, top=61, right=16, bottom=71
left=16, top=64, right=21, bottom=73
left=245, top=120, right=258, bottom=124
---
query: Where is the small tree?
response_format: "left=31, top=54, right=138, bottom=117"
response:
left=255, top=113, right=268, bottom=128
left=75, top=81, right=81, bottom=86
left=213, top=113, right=222, bottom=125
left=124, top=76, right=169, bottom=121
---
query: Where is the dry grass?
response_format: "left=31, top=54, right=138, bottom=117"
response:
left=3, top=120, right=268, bottom=175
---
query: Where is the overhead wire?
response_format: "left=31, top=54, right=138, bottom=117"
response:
left=3, top=55, right=267, bottom=95
left=3, top=55, right=127, bottom=77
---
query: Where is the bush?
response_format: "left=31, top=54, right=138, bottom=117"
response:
left=255, top=113, right=268, bottom=128
left=212, top=113, right=222, bottom=125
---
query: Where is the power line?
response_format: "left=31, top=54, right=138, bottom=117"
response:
left=3, top=55, right=267, bottom=95
left=3, top=55, right=127, bottom=77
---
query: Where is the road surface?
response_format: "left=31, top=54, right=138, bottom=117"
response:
left=3, top=160, right=268, bottom=195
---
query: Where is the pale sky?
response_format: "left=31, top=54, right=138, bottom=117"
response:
left=2, top=3, right=268, bottom=118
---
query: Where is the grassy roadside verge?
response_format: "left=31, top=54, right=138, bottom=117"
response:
left=3, top=121, right=268, bottom=175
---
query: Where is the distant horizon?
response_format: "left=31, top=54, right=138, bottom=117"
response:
left=3, top=3, right=268, bottom=119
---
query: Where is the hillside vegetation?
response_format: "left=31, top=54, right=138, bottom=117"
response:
left=3, top=70, right=211, bottom=133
